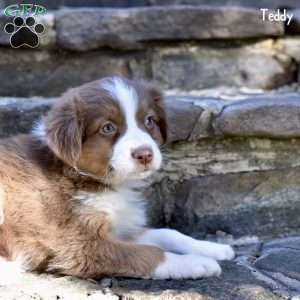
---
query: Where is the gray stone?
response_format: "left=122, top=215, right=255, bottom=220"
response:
left=157, top=137, right=300, bottom=181
left=0, top=260, right=282, bottom=300
left=152, top=40, right=294, bottom=90
left=255, top=248, right=300, bottom=281
left=147, top=165, right=300, bottom=238
left=0, top=49, right=148, bottom=97
left=165, top=98, right=204, bottom=142
left=112, top=262, right=281, bottom=300
left=148, top=0, right=300, bottom=8
left=264, top=236, right=300, bottom=250
left=0, top=98, right=55, bottom=138
left=215, top=95, right=300, bottom=138
left=0, top=41, right=295, bottom=96
left=56, top=6, right=283, bottom=51
left=275, top=38, right=300, bottom=63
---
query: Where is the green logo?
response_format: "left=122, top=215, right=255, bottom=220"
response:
left=4, top=4, right=47, bottom=17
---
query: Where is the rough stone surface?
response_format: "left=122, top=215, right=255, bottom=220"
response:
left=0, top=40, right=297, bottom=96
left=3, top=236, right=300, bottom=299
left=254, top=237, right=300, bottom=295
left=111, top=262, right=280, bottom=300
left=0, top=49, right=148, bottom=97
left=1, top=0, right=300, bottom=9
left=148, top=0, right=300, bottom=8
left=275, top=37, right=300, bottom=63
left=152, top=40, right=294, bottom=90
left=165, top=98, right=204, bottom=142
left=148, top=162, right=300, bottom=238
left=0, top=98, right=55, bottom=137
left=56, top=7, right=283, bottom=51
left=215, top=95, right=300, bottom=138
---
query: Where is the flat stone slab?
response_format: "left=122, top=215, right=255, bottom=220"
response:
left=0, top=48, right=146, bottom=97
left=152, top=40, right=293, bottom=91
left=0, top=40, right=294, bottom=96
left=254, top=237, right=300, bottom=294
left=3, top=93, right=300, bottom=142
left=214, top=94, right=300, bottom=138
left=111, top=262, right=280, bottom=300
left=0, top=247, right=282, bottom=300
left=4, top=235, right=300, bottom=299
left=56, top=6, right=283, bottom=51
left=255, top=248, right=300, bottom=280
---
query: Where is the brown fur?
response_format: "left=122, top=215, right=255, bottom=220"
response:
left=0, top=78, right=167, bottom=279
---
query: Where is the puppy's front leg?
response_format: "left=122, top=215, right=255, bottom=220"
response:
left=136, top=228, right=235, bottom=261
left=49, top=238, right=221, bottom=280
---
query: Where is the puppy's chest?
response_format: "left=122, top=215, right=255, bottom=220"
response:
left=74, top=187, right=147, bottom=239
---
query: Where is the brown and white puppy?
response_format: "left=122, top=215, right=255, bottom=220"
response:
left=0, top=77, right=234, bottom=285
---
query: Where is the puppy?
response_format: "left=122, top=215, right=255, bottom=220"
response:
left=0, top=77, right=234, bottom=283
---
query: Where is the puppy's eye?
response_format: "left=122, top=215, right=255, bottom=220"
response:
left=101, top=122, right=117, bottom=135
left=145, top=115, right=155, bottom=129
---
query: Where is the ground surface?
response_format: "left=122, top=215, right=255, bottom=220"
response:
left=1, top=236, right=300, bottom=300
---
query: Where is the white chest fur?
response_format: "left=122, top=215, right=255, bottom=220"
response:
left=74, top=186, right=147, bottom=240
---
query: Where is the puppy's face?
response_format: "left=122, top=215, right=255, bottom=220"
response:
left=45, top=77, right=167, bottom=184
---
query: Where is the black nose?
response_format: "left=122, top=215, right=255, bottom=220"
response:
left=131, top=146, right=153, bottom=166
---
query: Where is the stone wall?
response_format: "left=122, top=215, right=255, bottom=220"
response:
left=1, top=5, right=300, bottom=96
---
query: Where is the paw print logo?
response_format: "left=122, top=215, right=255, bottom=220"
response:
left=4, top=16, right=45, bottom=48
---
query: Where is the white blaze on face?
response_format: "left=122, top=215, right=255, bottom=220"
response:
left=102, top=78, right=162, bottom=182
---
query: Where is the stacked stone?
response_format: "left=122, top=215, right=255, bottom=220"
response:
left=2, top=5, right=300, bottom=95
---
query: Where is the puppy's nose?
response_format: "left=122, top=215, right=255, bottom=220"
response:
left=131, top=146, right=153, bottom=166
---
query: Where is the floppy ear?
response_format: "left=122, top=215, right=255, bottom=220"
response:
left=45, top=89, right=84, bottom=166
left=149, top=85, right=168, bottom=144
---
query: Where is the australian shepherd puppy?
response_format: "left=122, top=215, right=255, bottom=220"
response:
left=0, top=77, right=234, bottom=285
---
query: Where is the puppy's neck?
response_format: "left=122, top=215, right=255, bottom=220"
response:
left=62, top=165, right=113, bottom=193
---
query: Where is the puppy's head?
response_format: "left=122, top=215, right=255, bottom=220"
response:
left=43, top=77, right=167, bottom=184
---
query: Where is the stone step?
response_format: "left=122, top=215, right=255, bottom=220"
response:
left=0, top=6, right=285, bottom=51
left=1, top=93, right=300, bottom=239
left=2, top=5, right=300, bottom=96
left=1, top=0, right=300, bottom=9
left=0, top=38, right=298, bottom=97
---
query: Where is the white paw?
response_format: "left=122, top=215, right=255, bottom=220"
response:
left=215, top=244, right=235, bottom=261
left=203, top=244, right=235, bottom=261
left=191, top=242, right=235, bottom=261
left=0, top=256, right=25, bottom=286
left=152, top=252, right=221, bottom=280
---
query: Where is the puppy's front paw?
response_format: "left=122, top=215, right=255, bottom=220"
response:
left=152, top=252, right=221, bottom=280
left=191, top=241, right=235, bottom=261
left=208, top=244, right=235, bottom=261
